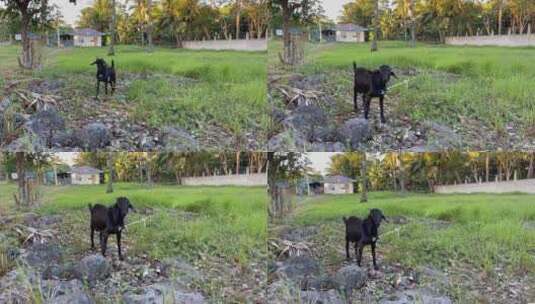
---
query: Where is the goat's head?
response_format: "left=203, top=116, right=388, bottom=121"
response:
left=379, top=65, right=397, bottom=83
left=90, top=58, right=106, bottom=68
left=368, top=208, right=388, bottom=226
left=116, top=197, right=135, bottom=219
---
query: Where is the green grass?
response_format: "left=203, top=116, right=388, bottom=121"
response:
left=270, top=40, right=535, bottom=133
left=291, top=192, right=535, bottom=275
left=0, top=44, right=268, bottom=145
left=0, top=182, right=267, bottom=265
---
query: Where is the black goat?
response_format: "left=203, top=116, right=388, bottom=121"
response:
left=89, top=197, right=134, bottom=260
left=343, top=208, right=388, bottom=270
left=91, top=58, right=116, bottom=99
left=353, top=62, right=397, bottom=123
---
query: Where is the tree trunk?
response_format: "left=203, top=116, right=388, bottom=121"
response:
left=235, top=152, right=241, bottom=175
left=19, top=11, right=32, bottom=69
left=108, top=0, right=116, bottom=56
left=147, top=0, right=153, bottom=51
left=528, top=153, right=534, bottom=179
left=485, top=154, right=490, bottom=182
left=399, top=153, right=406, bottom=194
left=409, top=0, right=416, bottom=47
left=106, top=154, right=114, bottom=193
left=16, top=152, right=29, bottom=206
left=235, top=0, right=241, bottom=40
left=498, top=3, right=503, bottom=35
left=360, top=154, right=368, bottom=203
left=371, top=0, right=379, bottom=52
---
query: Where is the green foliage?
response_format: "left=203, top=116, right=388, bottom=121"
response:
left=293, top=192, right=535, bottom=274
left=284, top=41, right=535, bottom=132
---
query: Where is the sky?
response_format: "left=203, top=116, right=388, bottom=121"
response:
left=53, top=0, right=352, bottom=27
left=322, top=0, right=352, bottom=22
left=306, top=152, right=340, bottom=175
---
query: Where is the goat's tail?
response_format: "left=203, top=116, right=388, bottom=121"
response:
left=88, top=203, right=93, bottom=212
left=353, top=61, right=357, bottom=72
left=111, top=60, right=115, bottom=68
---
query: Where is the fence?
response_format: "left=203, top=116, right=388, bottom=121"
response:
left=445, top=34, right=535, bottom=47
left=181, top=38, right=267, bottom=51
left=435, top=178, right=535, bottom=194
left=181, top=173, right=267, bottom=186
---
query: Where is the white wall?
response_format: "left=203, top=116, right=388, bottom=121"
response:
left=181, top=173, right=266, bottom=186
left=324, top=182, right=353, bottom=194
left=71, top=173, right=99, bottom=185
left=435, top=178, right=535, bottom=194
left=74, top=35, right=101, bottom=47
left=336, top=31, right=365, bottom=43
left=445, top=34, right=535, bottom=47
left=181, top=39, right=267, bottom=51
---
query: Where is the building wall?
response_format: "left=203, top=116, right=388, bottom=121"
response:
left=445, top=34, right=535, bottom=47
left=435, top=178, right=535, bottom=194
left=336, top=31, right=365, bottom=43
left=324, top=182, right=353, bottom=194
left=181, top=39, right=267, bottom=51
left=71, top=173, right=100, bottom=185
left=181, top=173, right=267, bottom=186
left=74, top=35, right=101, bottom=47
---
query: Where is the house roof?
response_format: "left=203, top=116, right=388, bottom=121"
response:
left=324, top=175, right=355, bottom=184
left=70, top=166, right=102, bottom=175
left=72, top=28, right=104, bottom=37
left=336, top=24, right=368, bottom=32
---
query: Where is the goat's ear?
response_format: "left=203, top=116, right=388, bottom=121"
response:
left=382, top=215, right=388, bottom=222
left=390, top=71, right=398, bottom=79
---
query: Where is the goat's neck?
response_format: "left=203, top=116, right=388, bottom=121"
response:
left=364, top=217, right=379, bottom=238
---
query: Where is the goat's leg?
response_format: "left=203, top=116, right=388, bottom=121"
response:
left=105, top=81, right=108, bottom=95
left=117, top=232, right=123, bottom=260
left=100, top=231, right=109, bottom=257
left=364, top=95, right=371, bottom=120
left=111, top=80, right=116, bottom=95
left=371, top=242, right=379, bottom=270
left=353, top=84, right=358, bottom=112
left=356, top=242, right=363, bottom=266
left=346, top=240, right=350, bottom=260
left=379, top=96, right=386, bottom=123
left=90, top=227, right=95, bottom=249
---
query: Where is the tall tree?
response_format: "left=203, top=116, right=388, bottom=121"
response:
left=108, top=0, right=116, bottom=55
left=371, top=0, right=379, bottom=51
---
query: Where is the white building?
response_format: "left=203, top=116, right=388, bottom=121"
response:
left=70, top=166, right=102, bottom=185
left=336, top=24, right=367, bottom=43
left=324, top=175, right=354, bottom=195
left=73, top=28, right=103, bottom=47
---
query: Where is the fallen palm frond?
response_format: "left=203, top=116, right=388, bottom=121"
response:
left=276, top=84, right=323, bottom=107
left=13, top=224, right=56, bottom=245
left=13, top=90, right=60, bottom=112
left=269, top=238, right=312, bottom=258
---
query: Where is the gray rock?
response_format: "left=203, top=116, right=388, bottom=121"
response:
left=27, top=109, right=65, bottom=146
left=161, top=127, right=199, bottom=151
left=0, top=269, right=40, bottom=304
left=337, top=118, right=371, bottom=149
left=310, top=142, right=345, bottom=152
left=76, top=123, right=111, bottom=150
left=41, top=279, right=93, bottom=304
left=42, top=262, right=77, bottom=280
left=334, top=265, right=367, bottom=297
left=284, top=105, right=333, bottom=142
left=22, top=243, right=63, bottom=269
left=275, top=255, right=320, bottom=283
left=267, top=279, right=300, bottom=304
left=76, top=254, right=111, bottom=284
left=123, top=283, right=205, bottom=304
left=424, top=121, right=463, bottom=150
left=379, top=288, right=452, bottom=304
left=160, top=257, right=202, bottom=288
left=300, top=290, right=345, bottom=304
left=268, top=130, right=308, bottom=152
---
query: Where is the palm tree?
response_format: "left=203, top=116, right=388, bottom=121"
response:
left=371, top=0, right=379, bottom=51
left=108, top=0, right=116, bottom=55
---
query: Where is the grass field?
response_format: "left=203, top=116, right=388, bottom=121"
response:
left=269, top=41, right=535, bottom=144
left=0, top=183, right=267, bottom=301
left=0, top=44, right=268, bottom=148
left=271, top=192, right=535, bottom=301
